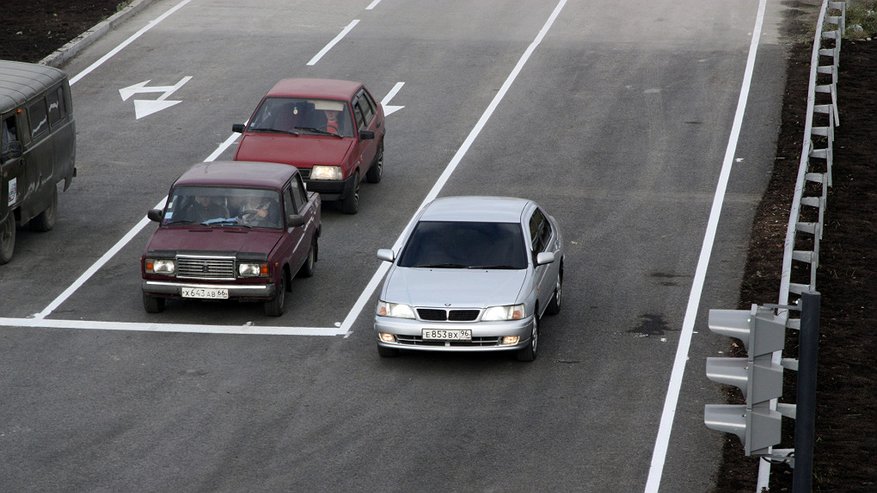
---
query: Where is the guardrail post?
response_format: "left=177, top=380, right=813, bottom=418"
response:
left=792, top=291, right=821, bottom=492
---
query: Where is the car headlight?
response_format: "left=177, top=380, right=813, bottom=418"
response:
left=482, top=304, right=525, bottom=321
left=238, top=262, right=269, bottom=278
left=310, top=165, right=343, bottom=180
left=376, top=301, right=416, bottom=319
left=145, top=258, right=175, bottom=275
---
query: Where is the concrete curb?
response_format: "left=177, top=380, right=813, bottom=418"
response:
left=40, top=0, right=159, bottom=68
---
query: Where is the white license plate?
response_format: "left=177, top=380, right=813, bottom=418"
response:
left=422, top=328, right=472, bottom=341
left=181, top=287, right=229, bottom=299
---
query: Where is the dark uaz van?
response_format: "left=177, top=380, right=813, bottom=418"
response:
left=0, top=60, right=76, bottom=264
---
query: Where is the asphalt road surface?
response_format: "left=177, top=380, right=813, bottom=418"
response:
left=0, top=0, right=791, bottom=491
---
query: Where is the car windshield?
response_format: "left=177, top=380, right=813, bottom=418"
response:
left=247, top=97, right=353, bottom=137
left=398, top=221, right=527, bottom=269
left=163, top=186, right=282, bottom=228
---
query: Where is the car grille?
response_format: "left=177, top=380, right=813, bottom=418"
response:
left=394, top=335, right=502, bottom=347
left=417, top=308, right=480, bottom=321
left=176, top=256, right=235, bottom=280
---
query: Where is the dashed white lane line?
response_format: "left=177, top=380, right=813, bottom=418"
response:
left=307, top=20, right=359, bottom=66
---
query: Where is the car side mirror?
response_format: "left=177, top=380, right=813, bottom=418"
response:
left=232, top=123, right=245, bottom=133
left=287, top=214, right=306, bottom=227
left=359, top=129, right=375, bottom=140
left=535, top=251, right=555, bottom=266
left=147, top=209, right=163, bottom=222
left=377, top=248, right=395, bottom=262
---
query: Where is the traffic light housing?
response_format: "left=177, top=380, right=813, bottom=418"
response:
left=704, top=304, right=788, bottom=456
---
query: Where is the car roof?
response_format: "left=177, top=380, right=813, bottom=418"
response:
left=0, top=60, right=67, bottom=113
left=265, top=78, right=364, bottom=101
left=419, top=196, right=533, bottom=223
left=173, top=161, right=297, bottom=189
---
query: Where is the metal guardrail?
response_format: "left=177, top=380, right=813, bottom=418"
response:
left=761, top=0, right=846, bottom=490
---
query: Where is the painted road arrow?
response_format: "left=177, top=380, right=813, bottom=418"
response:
left=119, top=76, right=193, bottom=119
left=382, top=82, right=405, bottom=116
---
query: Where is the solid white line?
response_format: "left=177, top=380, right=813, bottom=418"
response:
left=0, top=318, right=344, bottom=336
left=307, top=20, right=359, bottom=66
left=381, top=82, right=405, bottom=105
left=69, top=0, right=192, bottom=86
left=643, top=0, right=768, bottom=491
left=338, top=0, right=569, bottom=334
left=365, top=0, right=382, bottom=10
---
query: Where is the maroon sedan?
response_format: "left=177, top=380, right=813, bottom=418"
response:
left=141, top=161, right=321, bottom=316
left=233, top=78, right=385, bottom=214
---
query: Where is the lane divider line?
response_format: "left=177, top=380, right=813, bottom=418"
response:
left=307, top=20, right=359, bottom=66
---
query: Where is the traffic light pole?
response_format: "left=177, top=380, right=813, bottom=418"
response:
left=793, top=291, right=820, bottom=493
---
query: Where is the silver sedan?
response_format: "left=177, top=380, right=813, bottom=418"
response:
left=374, top=196, right=563, bottom=361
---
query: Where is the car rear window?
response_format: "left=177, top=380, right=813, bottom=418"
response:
left=398, top=221, right=527, bottom=269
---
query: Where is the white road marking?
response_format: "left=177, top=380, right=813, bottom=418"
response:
left=643, top=0, right=768, bottom=491
left=381, top=82, right=405, bottom=116
left=119, top=76, right=193, bottom=119
left=365, top=0, right=382, bottom=10
left=307, top=20, right=359, bottom=66
left=69, top=0, right=192, bottom=86
left=0, top=318, right=345, bottom=336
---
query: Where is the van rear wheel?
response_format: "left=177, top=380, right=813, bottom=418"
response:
left=0, top=214, right=15, bottom=265
left=29, top=186, right=57, bottom=232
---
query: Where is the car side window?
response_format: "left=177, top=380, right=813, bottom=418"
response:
left=47, top=86, right=66, bottom=128
left=353, top=101, right=366, bottom=130
left=529, top=209, right=551, bottom=254
left=283, top=187, right=296, bottom=219
left=289, top=175, right=307, bottom=213
left=28, top=97, right=49, bottom=139
left=357, top=91, right=375, bottom=124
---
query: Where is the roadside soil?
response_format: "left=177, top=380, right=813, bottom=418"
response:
left=2, top=2, right=875, bottom=492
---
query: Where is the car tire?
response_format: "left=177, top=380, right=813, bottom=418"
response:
left=366, top=143, right=383, bottom=184
left=377, top=344, right=399, bottom=358
left=29, top=186, right=57, bottom=232
left=545, top=269, right=563, bottom=315
left=0, top=214, right=16, bottom=265
left=339, top=172, right=360, bottom=214
left=143, top=293, right=165, bottom=313
left=298, top=237, right=317, bottom=278
left=264, top=273, right=287, bottom=317
left=516, top=316, right=538, bottom=362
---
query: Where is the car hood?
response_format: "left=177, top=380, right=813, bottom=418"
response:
left=234, top=134, right=354, bottom=168
left=145, top=227, right=282, bottom=257
left=382, top=267, right=528, bottom=308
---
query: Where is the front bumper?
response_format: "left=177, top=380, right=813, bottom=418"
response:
left=304, top=172, right=356, bottom=202
left=373, top=315, right=535, bottom=352
left=142, top=280, right=276, bottom=302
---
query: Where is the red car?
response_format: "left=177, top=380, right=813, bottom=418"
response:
left=141, top=161, right=321, bottom=316
left=233, top=79, right=385, bottom=214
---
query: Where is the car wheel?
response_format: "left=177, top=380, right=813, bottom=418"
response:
left=264, top=273, right=287, bottom=317
left=545, top=270, right=563, bottom=315
left=0, top=214, right=16, bottom=265
left=366, top=143, right=383, bottom=184
left=298, top=237, right=317, bottom=278
left=142, top=293, right=165, bottom=313
left=516, top=316, right=539, bottom=362
left=29, top=186, right=57, bottom=232
left=377, top=344, right=399, bottom=358
left=340, top=172, right=360, bottom=214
